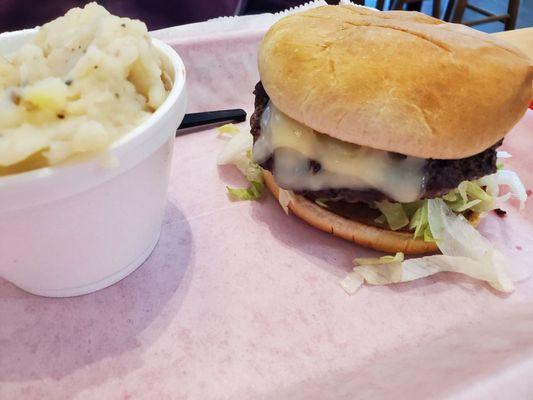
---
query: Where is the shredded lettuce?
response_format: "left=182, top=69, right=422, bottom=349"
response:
left=217, top=123, right=240, bottom=136
left=341, top=253, right=405, bottom=294
left=374, top=173, right=525, bottom=239
left=492, top=170, right=527, bottom=210
left=373, top=149, right=526, bottom=237
left=339, top=272, right=364, bottom=295
left=217, top=125, right=264, bottom=201
left=427, top=198, right=513, bottom=292
left=227, top=180, right=263, bottom=200
left=217, top=127, right=253, bottom=166
left=353, top=252, right=404, bottom=266
left=345, top=254, right=512, bottom=293
left=342, top=199, right=514, bottom=295
left=409, top=201, right=433, bottom=241
left=376, top=200, right=409, bottom=230
left=226, top=161, right=264, bottom=200
left=315, top=198, right=329, bottom=208
left=374, top=214, right=386, bottom=225
left=496, top=151, right=512, bottom=159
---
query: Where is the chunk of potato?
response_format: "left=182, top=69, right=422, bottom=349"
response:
left=22, top=77, right=68, bottom=113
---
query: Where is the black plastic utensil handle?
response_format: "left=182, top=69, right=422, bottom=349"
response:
left=177, top=109, right=247, bottom=131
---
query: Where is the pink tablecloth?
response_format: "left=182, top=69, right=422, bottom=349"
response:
left=2, top=18, right=533, bottom=400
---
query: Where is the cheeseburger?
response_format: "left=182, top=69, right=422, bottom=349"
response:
left=250, top=5, right=532, bottom=254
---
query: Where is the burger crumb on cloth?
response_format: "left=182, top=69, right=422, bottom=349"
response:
left=0, top=2, right=169, bottom=176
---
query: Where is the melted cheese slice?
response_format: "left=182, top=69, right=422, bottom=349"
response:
left=253, top=103, right=426, bottom=203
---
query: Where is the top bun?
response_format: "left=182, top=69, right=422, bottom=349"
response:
left=258, top=5, right=532, bottom=159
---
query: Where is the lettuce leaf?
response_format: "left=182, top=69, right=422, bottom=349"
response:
left=217, top=123, right=240, bottom=136
left=227, top=180, right=263, bottom=200
left=315, top=198, right=329, bottom=208
left=409, top=201, right=433, bottom=241
left=375, top=201, right=409, bottom=230
left=353, top=252, right=404, bottom=266
left=217, top=125, right=264, bottom=201
left=217, top=127, right=253, bottom=166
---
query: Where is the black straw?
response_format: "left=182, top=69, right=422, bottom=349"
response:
left=176, top=109, right=247, bottom=136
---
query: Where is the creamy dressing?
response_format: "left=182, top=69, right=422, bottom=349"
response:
left=253, top=103, right=426, bottom=202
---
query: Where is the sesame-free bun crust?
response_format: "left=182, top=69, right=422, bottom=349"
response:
left=259, top=5, right=532, bottom=159
left=263, top=171, right=480, bottom=254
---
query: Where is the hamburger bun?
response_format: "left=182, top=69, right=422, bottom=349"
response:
left=258, top=5, right=532, bottom=159
left=263, top=170, right=481, bottom=254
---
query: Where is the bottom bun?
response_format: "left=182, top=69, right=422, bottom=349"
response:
left=263, top=170, right=480, bottom=254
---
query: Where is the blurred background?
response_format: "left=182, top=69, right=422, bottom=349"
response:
left=0, top=0, right=531, bottom=33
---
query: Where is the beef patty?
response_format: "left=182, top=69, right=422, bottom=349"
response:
left=251, top=81, right=499, bottom=203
